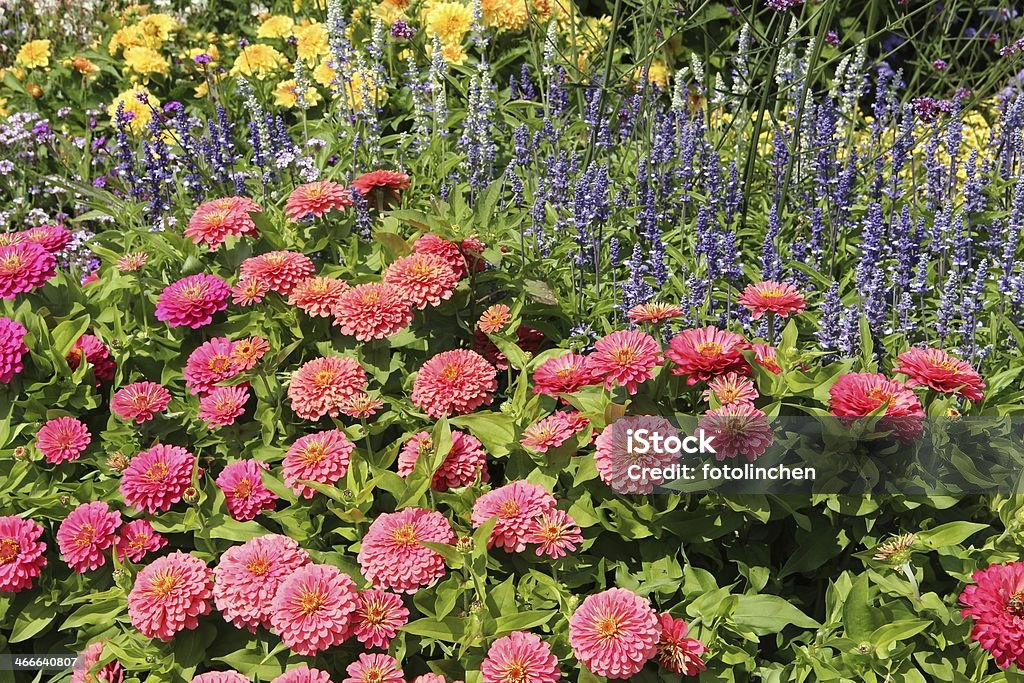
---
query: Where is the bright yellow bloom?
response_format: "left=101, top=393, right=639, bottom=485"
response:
left=231, top=44, right=288, bottom=79
left=257, top=15, right=295, bottom=39
left=441, top=41, right=467, bottom=65
left=16, top=40, right=51, bottom=69
left=425, top=2, right=474, bottom=44
left=313, top=60, right=338, bottom=88
left=108, top=86, right=159, bottom=135
left=274, top=79, right=323, bottom=108
left=382, top=0, right=412, bottom=9
left=638, top=60, right=669, bottom=89
left=0, top=98, right=8, bottom=117
left=371, top=2, right=407, bottom=23
left=124, top=46, right=170, bottom=77
left=482, top=0, right=529, bottom=32
left=185, top=45, right=220, bottom=64
left=295, top=22, right=329, bottom=64
left=137, top=14, right=178, bottom=44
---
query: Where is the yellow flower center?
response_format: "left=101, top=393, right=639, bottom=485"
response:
left=391, top=523, right=418, bottom=546
left=0, top=538, right=19, bottom=564
left=299, top=442, right=326, bottom=465
left=145, top=461, right=169, bottom=482
left=232, top=478, right=253, bottom=499
left=245, top=557, right=270, bottom=576
left=297, top=588, right=327, bottom=615
left=697, top=342, right=723, bottom=357
left=499, top=500, right=520, bottom=517
left=74, top=523, right=96, bottom=548
left=149, top=571, right=178, bottom=597
left=595, top=613, right=622, bottom=641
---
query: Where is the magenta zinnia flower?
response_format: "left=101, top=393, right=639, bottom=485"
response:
left=698, top=402, right=774, bottom=461
left=270, top=563, right=360, bottom=656
left=961, top=561, right=1024, bottom=670
left=526, top=509, right=583, bottom=559
left=411, top=349, right=497, bottom=418
left=383, top=253, right=459, bottom=309
left=198, top=385, right=250, bottom=427
left=282, top=429, right=355, bottom=499
left=184, top=337, right=241, bottom=396
left=67, top=333, right=116, bottom=383
left=213, top=534, right=311, bottom=633
left=481, top=631, right=561, bottom=683
left=72, top=641, right=124, bottom=683
left=594, top=415, right=679, bottom=494
left=115, top=519, right=167, bottom=562
left=56, top=501, right=121, bottom=573
left=343, top=654, right=404, bottom=683
left=216, top=459, right=277, bottom=520
left=894, top=346, right=986, bottom=402
left=656, top=613, right=706, bottom=675
left=665, top=327, right=750, bottom=385
left=352, top=170, right=410, bottom=200
left=332, top=282, right=414, bottom=341
left=272, top=666, right=334, bottom=683
left=0, top=317, right=28, bottom=383
left=111, top=381, right=172, bottom=423
left=128, top=551, right=213, bottom=641
left=0, top=242, right=55, bottom=299
left=351, top=589, right=410, bottom=649
left=35, top=416, right=91, bottom=464
left=120, top=444, right=196, bottom=513
left=18, top=224, right=71, bottom=253
left=569, top=588, right=660, bottom=679
left=287, top=355, right=368, bottom=421
left=357, top=507, right=455, bottom=593
left=155, top=273, right=230, bottom=329
left=471, top=481, right=556, bottom=552
left=397, top=429, right=488, bottom=491
left=0, top=515, right=47, bottom=592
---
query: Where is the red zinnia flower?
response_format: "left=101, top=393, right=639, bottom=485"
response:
left=185, top=196, right=261, bottom=249
left=240, top=251, right=315, bottom=295
left=752, top=343, right=782, bottom=374
left=828, top=372, right=926, bottom=444
left=586, top=330, right=663, bottom=395
left=112, top=382, right=172, bottom=423
left=0, top=242, right=56, bottom=299
left=35, top=416, right=91, bottom=464
left=285, top=181, right=353, bottom=221
left=698, top=401, right=774, bottom=461
left=737, top=281, right=807, bottom=319
left=960, top=561, right=1024, bottom=670
left=656, top=613, right=707, bottom=675
left=665, top=326, right=750, bottom=385
left=155, top=273, right=230, bottom=329
left=383, top=253, right=459, bottom=309
left=532, top=352, right=592, bottom=398
left=894, top=346, right=986, bottom=402
left=332, top=282, right=414, bottom=341
left=352, top=170, right=410, bottom=202
left=411, top=349, right=497, bottom=418
left=627, top=302, right=684, bottom=325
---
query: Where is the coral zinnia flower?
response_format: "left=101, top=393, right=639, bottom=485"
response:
left=397, top=429, right=488, bottom=491
left=155, top=273, right=231, bottom=329
left=288, top=276, right=349, bottom=318
left=213, top=534, right=311, bottom=633
left=270, top=563, right=360, bottom=656
left=19, top=224, right=71, bottom=253
left=112, top=382, right=172, bottom=423
left=752, top=343, right=782, bottom=374
left=72, top=641, right=124, bottom=683
left=737, top=281, right=807, bottom=319
left=128, top=552, right=213, bottom=641
left=656, top=613, right=706, bottom=675
left=0, top=317, right=28, bottom=384
left=413, top=234, right=469, bottom=278
left=115, top=519, right=167, bottom=562
left=532, top=352, right=593, bottom=398
left=184, top=337, right=240, bottom=395
left=67, top=333, right=116, bottom=383
left=477, top=304, right=511, bottom=333
left=828, top=372, right=925, bottom=444
left=185, top=197, right=262, bottom=249
left=520, top=411, right=590, bottom=453
left=411, top=349, right=497, bottom=418
left=960, top=561, right=1024, bottom=670
left=287, top=355, right=368, bottom=421
left=285, top=181, right=353, bottom=221
left=594, top=415, right=679, bottom=494
left=56, top=501, right=122, bottom=573
left=191, top=673, right=250, bottom=683
left=117, top=252, right=149, bottom=272
left=240, top=251, right=315, bottom=295
left=232, top=276, right=270, bottom=305
left=0, top=242, right=55, bottom=298
left=383, top=253, right=459, bottom=309
left=698, top=402, right=774, bottom=461
left=586, top=330, right=663, bottom=395
left=351, top=589, right=410, bottom=649
left=272, top=666, right=334, bottom=683
left=665, top=326, right=750, bottom=385
left=198, top=385, right=250, bottom=427
left=35, top=416, right=91, bottom=464
left=0, top=515, right=47, bottom=592
left=338, top=392, right=384, bottom=418
left=568, top=588, right=660, bottom=679
left=230, top=336, right=270, bottom=371
left=352, top=170, right=411, bottom=201
left=216, top=459, right=277, bottom=520
left=703, top=372, right=758, bottom=405
left=120, top=444, right=196, bottom=513
left=627, top=302, right=684, bottom=325
left=333, top=282, right=415, bottom=340
left=894, top=346, right=986, bottom=402
left=282, top=429, right=355, bottom=499
left=471, top=481, right=557, bottom=552
left=357, top=507, right=455, bottom=593
left=481, top=631, right=561, bottom=683
left=526, top=509, right=583, bottom=559
left=343, top=654, right=404, bottom=683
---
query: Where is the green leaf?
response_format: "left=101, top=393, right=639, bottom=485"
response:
left=730, top=595, right=820, bottom=635
left=916, top=521, right=988, bottom=548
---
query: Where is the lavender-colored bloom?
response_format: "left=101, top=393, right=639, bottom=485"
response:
left=761, top=204, right=782, bottom=281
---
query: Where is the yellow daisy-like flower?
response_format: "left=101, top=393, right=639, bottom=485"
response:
left=482, top=0, right=529, bottom=32
left=124, top=46, right=170, bottom=77
left=257, top=15, right=295, bottom=39
left=137, top=14, right=179, bottom=45
left=108, top=86, right=159, bottom=135
left=425, top=2, right=474, bottom=45
left=371, top=2, right=407, bottom=23
left=231, top=43, right=288, bottom=79
left=636, top=59, right=669, bottom=89
left=295, top=22, right=329, bottom=64
left=382, top=0, right=412, bottom=9
left=313, top=60, right=338, bottom=88
left=109, top=25, right=142, bottom=55
left=440, top=41, right=467, bottom=65
left=185, top=45, right=220, bottom=64
left=16, top=40, right=51, bottom=69
left=274, top=79, right=324, bottom=108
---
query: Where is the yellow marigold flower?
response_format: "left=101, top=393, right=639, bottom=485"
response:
left=440, top=41, right=467, bottom=65
left=313, top=60, right=337, bottom=88
left=637, top=60, right=669, bottom=89
left=109, top=26, right=140, bottom=55
left=425, top=2, right=474, bottom=45
left=382, top=0, right=412, bottom=10
left=195, top=80, right=210, bottom=97
left=231, top=43, right=288, bottom=79
left=482, top=0, right=528, bottom=32
left=258, top=15, right=295, bottom=39
left=137, top=14, right=178, bottom=44
left=124, top=46, right=170, bottom=77
left=371, top=2, right=407, bottom=23
left=295, top=22, right=329, bottom=64
left=274, top=79, right=323, bottom=108
left=9, top=67, right=25, bottom=81
left=108, top=86, right=159, bottom=135
left=185, top=45, right=220, bottom=63
left=16, top=40, right=51, bottom=69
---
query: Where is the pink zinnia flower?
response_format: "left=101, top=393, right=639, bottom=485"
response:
left=112, top=382, right=172, bottom=423
left=532, top=351, right=592, bottom=398
left=213, top=534, right=311, bottom=632
left=351, top=589, right=410, bottom=649
left=282, top=429, right=355, bottom=499
left=67, top=333, right=116, bottom=383
left=894, top=346, right=986, bottom=402
left=338, top=392, right=384, bottom=418
left=57, top=501, right=121, bottom=573
left=216, top=459, right=277, bottom=520
left=155, top=273, right=230, bottom=329
left=240, top=251, right=315, bottom=295
left=230, top=336, right=270, bottom=371
left=72, top=641, right=124, bottom=683
left=698, top=402, right=774, bottom=461
left=586, top=330, right=663, bottom=395
left=343, top=654, right=404, bottom=683
left=285, top=181, right=353, bottom=221
left=477, top=304, right=511, bottom=333
left=288, top=276, right=350, bottom=318
left=703, top=372, right=758, bottom=405
left=481, top=631, right=561, bottom=683
left=232, top=276, right=270, bottom=305
left=35, top=416, right=91, bottom=464
left=594, top=415, right=680, bottom=494
left=184, top=337, right=240, bottom=395
left=752, top=343, right=781, bottom=374
left=411, top=349, right=497, bottom=418
left=666, top=327, right=750, bottom=385
left=828, top=372, right=925, bottom=444
left=185, top=196, right=261, bottom=249
left=520, top=411, right=590, bottom=453
left=128, top=552, right=213, bottom=641
left=117, top=252, right=149, bottom=272
left=191, top=673, right=250, bottom=683
left=961, top=561, right=1024, bottom=670
left=527, top=509, right=583, bottom=559
left=0, top=515, right=47, bottom=592
left=627, top=302, right=684, bottom=325
left=287, top=355, right=368, bottom=421
left=411, top=676, right=450, bottom=683
left=383, top=253, right=459, bottom=309
left=333, top=282, right=414, bottom=341
left=413, top=234, right=468, bottom=279
left=352, top=170, right=411, bottom=201
left=0, top=242, right=55, bottom=298
left=115, top=519, right=167, bottom=562
left=120, top=444, right=196, bottom=513
left=569, top=588, right=660, bottom=679
left=198, top=385, right=250, bottom=427
left=737, top=281, right=807, bottom=319
left=0, top=317, right=28, bottom=383
left=272, top=666, right=334, bottom=683
left=269, top=563, right=359, bottom=656
left=19, top=224, right=71, bottom=253
left=471, top=481, right=556, bottom=552
left=357, top=507, right=455, bottom=593
left=397, top=430, right=488, bottom=491
left=656, top=613, right=706, bottom=675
